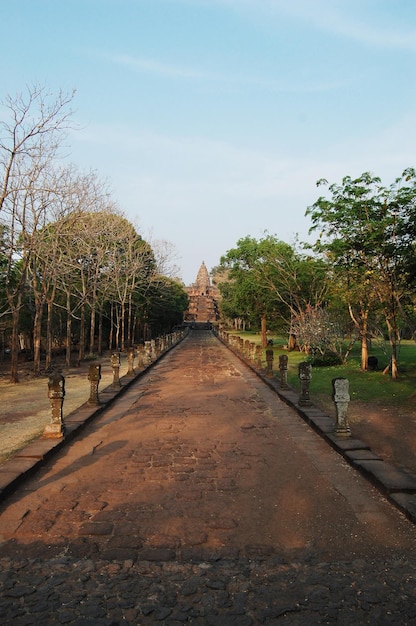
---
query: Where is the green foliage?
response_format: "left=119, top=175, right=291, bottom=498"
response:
left=232, top=331, right=416, bottom=412
left=145, top=277, right=189, bottom=335
left=306, top=352, right=343, bottom=367
left=306, top=169, right=416, bottom=378
left=218, top=233, right=329, bottom=331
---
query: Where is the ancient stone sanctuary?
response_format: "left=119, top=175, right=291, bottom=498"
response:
left=184, top=261, right=220, bottom=327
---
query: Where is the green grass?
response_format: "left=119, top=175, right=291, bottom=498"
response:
left=226, top=330, right=416, bottom=414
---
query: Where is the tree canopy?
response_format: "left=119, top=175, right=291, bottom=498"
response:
left=306, top=168, right=416, bottom=377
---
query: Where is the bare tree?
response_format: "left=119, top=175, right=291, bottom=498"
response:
left=0, top=85, right=75, bottom=381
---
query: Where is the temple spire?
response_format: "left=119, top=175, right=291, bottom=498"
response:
left=195, top=261, right=211, bottom=293
left=184, top=261, right=220, bottom=325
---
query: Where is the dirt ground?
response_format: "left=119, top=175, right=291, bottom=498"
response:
left=0, top=352, right=120, bottom=463
left=1, top=347, right=416, bottom=479
left=314, top=394, right=416, bottom=477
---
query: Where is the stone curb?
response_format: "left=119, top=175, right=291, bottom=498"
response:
left=219, top=335, right=416, bottom=525
left=0, top=334, right=188, bottom=504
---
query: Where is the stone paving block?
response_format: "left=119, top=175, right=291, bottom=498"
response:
left=139, top=548, right=176, bottom=561
left=0, top=458, right=42, bottom=491
left=326, top=436, right=370, bottom=451
left=79, top=521, right=114, bottom=535
left=13, top=439, right=58, bottom=459
left=354, top=460, right=416, bottom=494
left=64, top=408, right=97, bottom=425
left=389, top=493, right=416, bottom=523
left=307, top=416, right=334, bottom=433
left=2, top=457, right=42, bottom=472
left=345, top=449, right=381, bottom=462
left=0, top=471, right=22, bottom=492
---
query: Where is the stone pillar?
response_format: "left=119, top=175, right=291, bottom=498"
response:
left=298, top=362, right=312, bottom=406
left=333, top=377, right=351, bottom=437
left=144, top=341, right=152, bottom=365
left=265, top=347, right=274, bottom=378
left=44, top=374, right=65, bottom=438
left=249, top=342, right=256, bottom=363
left=244, top=339, right=251, bottom=358
left=279, top=354, right=289, bottom=389
left=88, top=363, right=101, bottom=405
left=111, top=352, right=121, bottom=388
left=255, top=345, right=262, bottom=368
left=137, top=344, right=144, bottom=368
left=126, top=346, right=135, bottom=377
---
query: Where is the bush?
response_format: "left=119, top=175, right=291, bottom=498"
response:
left=307, top=352, right=343, bottom=367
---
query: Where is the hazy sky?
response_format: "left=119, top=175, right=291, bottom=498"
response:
left=2, top=0, right=416, bottom=284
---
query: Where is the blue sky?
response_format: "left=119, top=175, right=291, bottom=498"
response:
left=2, top=0, right=416, bottom=284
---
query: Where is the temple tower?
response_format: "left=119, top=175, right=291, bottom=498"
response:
left=195, top=261, right=210, bottom=295
left=184, top=261, right=220, bottom=326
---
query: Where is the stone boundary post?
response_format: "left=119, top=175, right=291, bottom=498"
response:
left=144, top=341, right=152, bottom=365
left=111, top=352, right=121, bottom=388
left=255, top=345, right=262, bottom=368
left=137, top=344, right=144, bottom=368
left=298, top=362, right=312, bottom=406
left=126, top=346, right=135, bottom=377
left=279, top=354, right=289, bottom=389
left=88, top=363, right=101, bottom=405
left=333, top=377, right=351, bottom=437
left=265, top=347, right=274, bottom=378
left=44, top=374, right=65, bottom=439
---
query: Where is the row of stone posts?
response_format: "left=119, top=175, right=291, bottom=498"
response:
left=43, top=329, right=187, bottom=440
left=216, top=329, right=351, bottom=438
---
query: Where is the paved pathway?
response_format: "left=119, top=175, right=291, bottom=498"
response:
left=1, top=331, right=416, bottom=624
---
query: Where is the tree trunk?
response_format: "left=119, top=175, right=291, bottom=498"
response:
left=89, top=302, right=96, bottom=356
left=115, top=305, right=121, bottom=349
left=32, top=300, right=43, bottom=375
left=65, top=291, right=72, bottom=367
left=261, top=315, right=267, bottom=348
left=97, top=308, right=103, bottom=356
left=78, top=303, right=85, bottom=362
left=360, top=313, right=369, bottom=371
left=385, top=318, right=399, bottom=379
left=109, top=303, right=114, bottom=350
left=45, top=299, right=53, bottom=370
left=127, top=294, right=133, bottom=347
left=9, top=304, right=20, bottom=383
left=288, top=334, right=298, bottom=351
left=120, top=302, right=126, bottom=350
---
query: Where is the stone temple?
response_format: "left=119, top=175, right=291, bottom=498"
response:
left=184, top=261, right=220, bottom=327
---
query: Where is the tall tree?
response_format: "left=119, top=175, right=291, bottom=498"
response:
left=219, top=234, right=328, bottom=347
left=306, top=169, right=416, bottom=378
left=0, top=85, right=75, bottom=381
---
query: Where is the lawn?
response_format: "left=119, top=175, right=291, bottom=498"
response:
left=225, top=330, right=416, bottom=416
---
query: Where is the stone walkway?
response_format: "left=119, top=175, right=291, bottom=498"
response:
left=0, top=331, right=416, bottom=624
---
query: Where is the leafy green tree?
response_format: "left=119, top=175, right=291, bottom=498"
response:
left=306, top=169, right=416, bottom=378
left=219, top=234, right=329, bottom=347
left=145, top=277, right=188, bottom=336
left=219, top=236, right=279, bottom=345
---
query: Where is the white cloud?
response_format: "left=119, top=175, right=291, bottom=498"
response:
left=195, top=0, right=416, bottom=51
left=90, top=49, right=348, bottom=95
